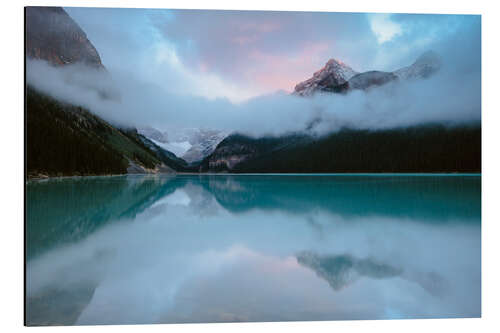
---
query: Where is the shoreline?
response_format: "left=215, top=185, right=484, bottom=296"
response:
left=26, top=171, right=482, bottom=182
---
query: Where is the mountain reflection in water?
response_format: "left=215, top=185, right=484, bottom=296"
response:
left=26, top=174, right=481, bottom=325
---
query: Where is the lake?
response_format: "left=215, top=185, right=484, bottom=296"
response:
left=25, top=174, right=481, bottom=325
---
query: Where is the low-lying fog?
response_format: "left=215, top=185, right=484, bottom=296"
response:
left=26, top=54, right=480, bottom=138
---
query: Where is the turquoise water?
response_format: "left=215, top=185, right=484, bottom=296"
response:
left=26, top=174, right=481, bottom=325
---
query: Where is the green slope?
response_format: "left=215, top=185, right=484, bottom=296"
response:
left=26, top=86, right=186, bottom=178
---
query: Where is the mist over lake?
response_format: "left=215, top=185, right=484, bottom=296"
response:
left=26, top=174, right=481, bottom=325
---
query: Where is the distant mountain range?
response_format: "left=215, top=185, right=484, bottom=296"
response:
left=138, top=127, right=228, bottom=163
left=199, top=50, right=479, bottom=173
left=25, top=6, right=480, bottom=177
left=294, top=50, right=442, bottom=96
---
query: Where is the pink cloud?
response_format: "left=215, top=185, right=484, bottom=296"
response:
left=159, top=10, right=372, bottom=94
left=246, top=42, right=333, bottom=92
left=232, top=34, right=259, bottom=46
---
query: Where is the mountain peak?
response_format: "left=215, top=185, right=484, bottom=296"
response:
left=325, top=58, right=346, bottom=66
left=294, top=58, right=358, bottom=96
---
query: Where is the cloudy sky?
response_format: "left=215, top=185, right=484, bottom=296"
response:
left=64, top=8, right=480, bottom=102
left=27, top=8, right=480, bottom=136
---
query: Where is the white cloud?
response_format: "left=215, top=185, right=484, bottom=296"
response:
left=146, top=42, right=258, bottom=103
left=65, top=7, right=258, bottom=103
left=27, top=56, right=480, bottom=139
left=369, top=14, right=403, bottom=43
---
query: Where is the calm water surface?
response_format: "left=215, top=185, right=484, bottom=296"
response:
left=26, top=174, right=481, bottom=325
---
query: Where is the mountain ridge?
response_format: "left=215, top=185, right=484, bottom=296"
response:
left=293, top=50, right=442, bottom=96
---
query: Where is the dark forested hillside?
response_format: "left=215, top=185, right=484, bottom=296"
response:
left=26, top=87, right=188, bottom=178
left=201, top=124, right=481, bottom=173
left=27, top=87, right=126, bottom=177
left=27, top=85, right=480, bottom=177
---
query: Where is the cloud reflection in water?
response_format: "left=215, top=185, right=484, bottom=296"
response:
left=26, top=174, right=481, bottom=325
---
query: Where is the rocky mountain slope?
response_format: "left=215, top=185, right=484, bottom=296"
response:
left=294, top=59, right=358, bottom=96
left=199, top=133, right=312, bottom=172
left=26, top=6, right=104, bottom=68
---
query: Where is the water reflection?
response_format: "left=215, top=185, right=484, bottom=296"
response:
left=26, top=174, right=481, bottom=325
left=296, top=251, right=448, bottom=298
left=198, top=175, right=480, bottom=221
left=296, top=252, right=403, bottom=291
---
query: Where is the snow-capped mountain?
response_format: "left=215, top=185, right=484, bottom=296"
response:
left=293, top=59, right=358, bottom=96
left=181, top=129, right=229, bottom=163
left=294, top=51, right=442, bottom=96
left=138, top=127, right=228, bottom=164
left=393, top=50, right=442, bottom=80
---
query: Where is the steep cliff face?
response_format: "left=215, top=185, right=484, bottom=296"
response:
left=25, top=6, right=104, bottom=68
